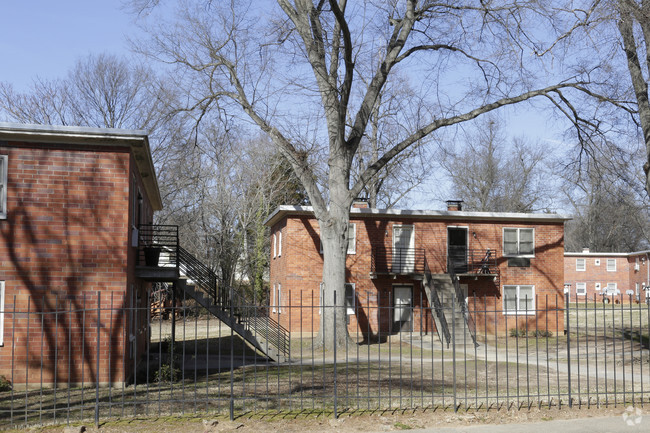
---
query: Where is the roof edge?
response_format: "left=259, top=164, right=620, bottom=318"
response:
left=264, top=205, right=572, bottom=227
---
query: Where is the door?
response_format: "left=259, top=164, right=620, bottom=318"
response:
left=393, top=285, right=413, bottom=332
left=447, top=227, right=468, bottom=274
left=393, top=225, right=415, bottom=273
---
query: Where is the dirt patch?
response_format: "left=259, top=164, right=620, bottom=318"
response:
left=12, top=405, right=639, bottom=433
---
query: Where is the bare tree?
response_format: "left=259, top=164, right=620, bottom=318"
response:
left=132, top=0, right=610, bottom=349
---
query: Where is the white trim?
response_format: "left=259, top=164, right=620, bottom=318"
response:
left=277, top=283, right=282, bottom=313
left=347, top=224, right=356, bottom=254
left=272, top=283, right=277, bottom=313
left=595, top=259, right=601, bottom=266
left=576, top=258, right=586, bottom=272
left=595, top=283, right=601, bottom=292
left=278, top=231, right=282, bottom=257
left=0, top=281, right=4, bottom=346
left=502, top=285, right=535, bottom=315
left=273, top=234, right=277, bottom=259
left=606, top=258, right=616, bottom=272
left=503, top=227, right=535, bottom=258
left=0, top=155, right=7, bottom=219
left=345, top=283, right=356, bottom=315
left=575, top=282, right=587, bottom=296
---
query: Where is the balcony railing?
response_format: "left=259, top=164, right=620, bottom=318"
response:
left=453, top=248, right=499, bottom=275
left=137, top=224, right=179, bottom=268
left=371, top=247, right=427, bottom=275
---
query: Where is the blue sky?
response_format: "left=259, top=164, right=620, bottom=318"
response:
left=0, top=1, right=135, bottom=91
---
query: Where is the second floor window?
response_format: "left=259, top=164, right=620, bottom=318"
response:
left=576, top=258, right=586, bottom=271
left=0, top=155, right=6, bottom=219
left=503, top=228, right=534, bottom=257
left=607, top=259, right=616, bottom=272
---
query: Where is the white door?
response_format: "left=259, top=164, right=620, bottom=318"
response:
left=392, top=225, right=415, bottom=273
left=393, top=285, right=413, bottom=332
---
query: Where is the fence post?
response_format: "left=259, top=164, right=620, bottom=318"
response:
left=452, top=293, right=457, bottom=412
left=333, top=289, right=338, bottom=419
left=229, top=284, right=235, bottom=421
left=566, top=297, right=572, bottom=407
left=95, top=293, right=101, bottom=427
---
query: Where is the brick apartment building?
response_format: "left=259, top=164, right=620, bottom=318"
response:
left=265, top=201, right=568, bottom=340
left=0, top=123, right=162, bottom=386
left=564, top=249, right=650, bottom=303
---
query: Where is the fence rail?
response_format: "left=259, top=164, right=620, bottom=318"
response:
left=1, top=293, right=649, bottom=429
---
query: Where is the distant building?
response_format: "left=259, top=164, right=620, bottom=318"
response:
left=564, top=249, right=650, bottom=303
left=265, top=200, right=568, bottom=341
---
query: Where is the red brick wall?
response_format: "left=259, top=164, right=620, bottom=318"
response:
left=563, top=253, right=650, bottom=303
left=0, top=141, right=153, bottom=385
left=270, top=213, right=565, bottom=336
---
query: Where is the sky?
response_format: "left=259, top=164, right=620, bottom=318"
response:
left=0, top=1, right=135, bottom=92
left=0, top=1, right=571, bottom=211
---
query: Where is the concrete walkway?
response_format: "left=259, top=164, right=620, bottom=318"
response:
left=396, top=415, right=647, bottom=433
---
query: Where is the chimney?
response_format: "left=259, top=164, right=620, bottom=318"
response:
left=446, top=200, right=463, bottom=211
left=352, top=198, right=369, bottom=209
left=582, top=248, right=590, bottom=254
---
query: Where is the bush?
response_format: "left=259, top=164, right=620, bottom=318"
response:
left=0, top=375, right=11, bottom=392
left=531, top=329, right=553, bottom=338
left=154, top=364, right=181, bottom=383
left=509, top=328, right=526, bottom=338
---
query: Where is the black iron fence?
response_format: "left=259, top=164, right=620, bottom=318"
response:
left=1, top=293, right=649, bottom=429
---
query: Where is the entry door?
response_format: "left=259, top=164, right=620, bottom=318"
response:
left=393, top=225, right=415, bottom=273
left=393, top=285, right=413, bottom=332
left=447, top=227, right=468, bottom=274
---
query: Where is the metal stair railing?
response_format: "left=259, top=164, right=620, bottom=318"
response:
left=228, top=286, right=290, bottom=360
left=447, top=260, right=477, bottom=346
left=176, top=245, right=290, bottom=360
left=423, top=256, right=451, bottom=347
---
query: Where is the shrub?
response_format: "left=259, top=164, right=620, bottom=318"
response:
left=0, top=375, right=11, bottom=392
left=154, top=364, right=181, bottom=383
left=509, top=328, right=526, bottom=338
left=531, top=329, right=553, bottom=338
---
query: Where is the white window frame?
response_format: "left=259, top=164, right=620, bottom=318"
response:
left=607, top=258, right=616, bottom=272
left=576, top=258, right=586, bottom=272
left=277, top=283, right=282, bottom=313
left=0, top=281, right=4, bottom=346
left=502, top=285, right=535, bottom=315
left=273, top=234, right=277, bottom=259
left=278, top=231, right=282, bottom=257
left=0, top=155, right=7, bottom=219
left=575, top=282, right=587, bottom=296
left=345, top=283, right=356, bottom=315
left=272, top=283, right=277, bottom=313
left=503, top=228, right=535, bottom=258
left=606, top=283, right=618, bottom=294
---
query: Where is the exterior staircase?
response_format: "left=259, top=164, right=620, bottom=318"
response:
left=136, top=224, right=290, bottom=363
left=424, top=273, right=477, bottom=348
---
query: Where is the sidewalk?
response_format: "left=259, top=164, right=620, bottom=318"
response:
left=401, top=415, right=647, bottom=433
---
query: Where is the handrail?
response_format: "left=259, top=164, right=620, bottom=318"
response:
left=371, top=247, right=427, bottom=274
left=423, top=256, right=451, bottom=347
left=447, top=259, right=477, bottom=346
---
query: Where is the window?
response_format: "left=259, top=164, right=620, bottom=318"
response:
left=273, top=234, right=277, bottom=258
left=576, top=283, right=587, bottom=296
left=272, top=283, right=282, bottom=313
left=503, top=285, right=535, bottom=314
left=345, top=283, right=356, bottom=315
left=0, top=281, right=4, bottom=346
left=576, top=258, right=586, bottom=272
left=0, top=155, right=6, bottom=219
left=503, top=228, right=534, bottom=257
left=607, top=258, right=616, bottom=272
left=347, top=224, right=356, bottom=254
left=278, top=231, right=282, bottom=257
left=319, top=223, right=357, bottom=254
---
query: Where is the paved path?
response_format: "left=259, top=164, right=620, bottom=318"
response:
left=388, top=415, right=648, bottom=433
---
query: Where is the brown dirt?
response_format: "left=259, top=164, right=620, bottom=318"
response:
left=13, top=404, right=638, bottom=433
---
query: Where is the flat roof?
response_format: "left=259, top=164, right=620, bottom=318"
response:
left=0, top=122, right=162, bottom=211
left=565, top=250, right=650, bottom=257
left=264, top=205, right=572, bottom=227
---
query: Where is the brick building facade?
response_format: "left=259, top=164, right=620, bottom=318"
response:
left=266, top=202, right=568, bottom=338
left=0, top=123, right=162, bottom=386
left=564, top=249, right=650, bottom=303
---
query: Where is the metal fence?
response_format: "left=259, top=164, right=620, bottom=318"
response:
left=1, top=292, right=649, bottom=429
